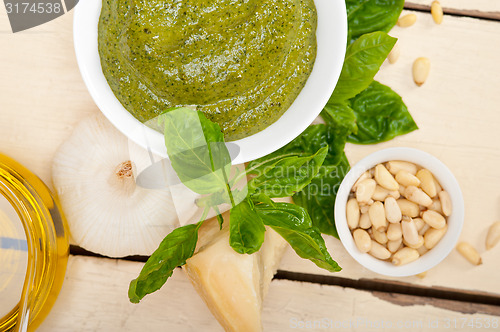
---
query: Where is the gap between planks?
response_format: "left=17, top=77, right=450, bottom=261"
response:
left=275, top=271, right=500, bottom=317
left=69, top=246, right=500, bottom=316
left=404, top=3, right=500, bottom=22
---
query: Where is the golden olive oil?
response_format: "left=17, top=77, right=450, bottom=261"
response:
left=0, top=154, right=68, bottom=332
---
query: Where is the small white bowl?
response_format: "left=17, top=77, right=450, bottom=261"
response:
left=73, top=0, right=347, bottom=164
left=335, top=147, right=464, bottom=277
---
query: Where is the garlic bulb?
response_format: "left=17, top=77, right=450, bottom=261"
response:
left=52, top=114, right=178, bottom=257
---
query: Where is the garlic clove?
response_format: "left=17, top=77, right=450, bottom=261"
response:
left=52, top=114, right=179, bottom=257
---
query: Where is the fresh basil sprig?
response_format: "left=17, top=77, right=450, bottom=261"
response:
left=129, top=109, right=340, bottom=302
left=229, top=145, right=330, bottom=254
left=129, top=1, right=418, bottom=302
left=129, top=222, right=201, bottom=303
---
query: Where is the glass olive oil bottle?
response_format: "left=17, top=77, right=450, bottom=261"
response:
left=0, top=154, right=68, bottom=331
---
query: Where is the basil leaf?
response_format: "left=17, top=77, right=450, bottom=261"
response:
left=163, top=108, right=232, bottom=195
left=255, top=203, right=341, bottom=272
left=229, top=199, right=266, bottom=254
left=259, top=125, right=343, bottom=165
left=248, top=146, right=328, bottom=198
left=246, top=151, right=304, bottom=178
left=248, top=124, right=341, bottom=170
left=293, top=154, right=350, bottom=238
left=321, top=102, right=358, bottom=137
left=251, top=124, right=350, bottom=236
left=129, top=223, right=200, bottom=303
left=347, top=0, right=404, bottom=44
left=329, top=32, right=397, bottom=102
left=348, top=81, right=418, bottom=144
left=250, top=193, right=276, bottom=207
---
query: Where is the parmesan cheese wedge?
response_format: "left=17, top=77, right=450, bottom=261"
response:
left=184, top=209, right=288, bottom=332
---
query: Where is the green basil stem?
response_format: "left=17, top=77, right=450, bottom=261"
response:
left=222, top=167, right=236, bottom=207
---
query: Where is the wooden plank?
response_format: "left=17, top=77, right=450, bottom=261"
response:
left=38, top=256, right=500, bottom=331
left=405, top=0, right=500, bottom=20
left=0, top=11, right=96, bottom=187
left=280, top=10, right=500, bottom=295
left=1, top=2, right=499, bottom=303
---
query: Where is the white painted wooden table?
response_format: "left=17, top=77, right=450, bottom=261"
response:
left=1, top=1, right=500, bottom=331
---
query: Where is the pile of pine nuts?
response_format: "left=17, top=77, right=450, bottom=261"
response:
left=347, top=161, right=451, bottom=266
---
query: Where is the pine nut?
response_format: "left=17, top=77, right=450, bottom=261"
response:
left=456, top=242, right=482, bottom=265
left=349, top=161, right=449, bottom=265
left=374, top=164, right=399, bottom=191
left=392, top=247, right=420, bottom=266
left=352, top=171, right=371, bottom=192
left=429, top=199, right=443, bottom=214
left=388, top=43, right=400, bottom=64
left=386, top=161, right=417, bottom=176
left=397, top=13, right=417, bottom=28
left=395, top=170, right=421, bottom=187
left=356, top=179, right=377, bottom=204
left=433, top=178, right=442, bottom=193
left=369, top=201, right=387, bottom=232
left=422, top=210, right=446, bottom=229
left=404, top=235, right=425, bottom=249
left=346, top=198, right=360, bottom=229
left=404, top=186, right=433, bottom=207
left=412, top=57, right=430, bottom=87
left=402, top=216, right=420, bottom=245
left=353, top=229, right=372, bottom=253
left=398, top=185, right=406, bottom=196
left=416, top=169, right=438, bottom=198
left=419, top=223, right=431, bottom=236
left=360, top=204, right=370, bottom=214
left=359, top=213, right=372, bottom=229
left=417, top=245, right=429, bottom=256
left=373, top=228, right=388, bottom=245
left=414, top=218, right=425, bottom=232
left=372, top=185, right=391, bottom=201
left=397, top=199, right=420, bottom=218
left=388, top=238, right=403, bottom=253
left=438, top=191, right=452, bottom=216
left=424, top=225, right=447, bottom=249
left=431, top=1, right=443, bottom=24
left=385, top=196, right=402, bottom=223
left=486, top=221, right=500, bottom=250
left=369, top=241, right=391, bottom=260
left=389, top=190, right=401, bottom=199
left=387, top=223, right=403, bottom=241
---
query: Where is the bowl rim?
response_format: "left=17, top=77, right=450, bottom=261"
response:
left=334, top=147, right=465, bottom=277
left=73, top=0, right=348, bottom=164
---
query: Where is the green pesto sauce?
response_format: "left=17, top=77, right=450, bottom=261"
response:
left=98, top=0, right=317, bottom=141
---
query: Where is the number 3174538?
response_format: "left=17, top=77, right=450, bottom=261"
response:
left=5, top=2, right=62, bottom=14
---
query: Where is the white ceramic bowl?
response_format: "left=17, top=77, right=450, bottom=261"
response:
left=335, top=147, right=464, bottom=277
left=73, top=0, right=347, bottom=164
